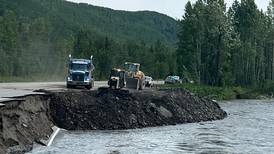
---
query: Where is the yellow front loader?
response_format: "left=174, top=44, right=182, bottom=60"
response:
left=124, top=62, right=145, bottom=90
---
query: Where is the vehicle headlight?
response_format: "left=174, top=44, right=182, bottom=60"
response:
left=84, top=76, right=90, bottom=81
left=67, top=76, right=72, bottom=81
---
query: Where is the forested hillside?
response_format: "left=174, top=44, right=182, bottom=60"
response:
left=0, top=0, right=177, bottom=81
left=177, top=0, right=274, bottom=87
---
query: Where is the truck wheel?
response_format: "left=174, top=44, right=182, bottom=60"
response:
left=86, top=85, right=91, bottom=90
left=67, top=84, right=71, bottom=89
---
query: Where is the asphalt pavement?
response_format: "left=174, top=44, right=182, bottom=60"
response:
left=0, top=81, right=164, bottom=102
left=0, top=81, right=107, bottom=102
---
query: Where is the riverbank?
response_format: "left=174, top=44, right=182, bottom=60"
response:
left=159, top=82, right=274, bottom=100
left=30, top=99, right=274, bottom=154
left=0, top=88, right=226, bottom=153
left=0, top=95, right=54, bottom=154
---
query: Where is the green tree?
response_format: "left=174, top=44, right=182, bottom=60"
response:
left=177, top=0, right=236, bottom=86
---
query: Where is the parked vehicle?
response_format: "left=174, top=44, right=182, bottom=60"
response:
left=144, top=76, right=153, bottom=87
left=66, top=54, right=94, bottom=89
left=164, top=76, right=182, bottom=84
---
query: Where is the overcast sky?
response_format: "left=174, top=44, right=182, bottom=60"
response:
left=67, top=0, right=269, bottom=19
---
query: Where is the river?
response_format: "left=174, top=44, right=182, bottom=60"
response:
left=29, top=99, right=274, bottom=154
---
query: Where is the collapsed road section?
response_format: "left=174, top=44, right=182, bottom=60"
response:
left=0, top=94, right=54, bottom=154
left=0, top=88, right=227, bottom=153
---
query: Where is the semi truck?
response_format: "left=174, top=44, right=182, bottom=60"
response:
left=66, top=54, right=94, bottom=89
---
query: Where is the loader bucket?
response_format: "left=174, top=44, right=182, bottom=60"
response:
left=126, top=78, right=139, bottom=90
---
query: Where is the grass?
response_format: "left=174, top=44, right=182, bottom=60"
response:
left=237, top=81, right=274, bottom=99
left=159, top=81, right=274, bottom=100
left=158, top=83, right=247, bottom=100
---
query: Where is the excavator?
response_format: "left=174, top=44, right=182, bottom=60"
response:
left=108, top=62, right=145, bottom=90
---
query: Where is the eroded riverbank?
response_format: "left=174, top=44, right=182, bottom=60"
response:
left=30, top=99, right=274, bottom=154
left=0, top=88, right=227, bottom=153
left=0, top=95, right=54, bottom=154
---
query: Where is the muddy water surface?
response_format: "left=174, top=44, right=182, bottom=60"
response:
left=29, top=99, right=274, bottom=154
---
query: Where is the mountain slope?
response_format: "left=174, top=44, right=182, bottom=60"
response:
left=0, top=0, right=178, bottom=80
left=0, top=0, right=177, bottom=46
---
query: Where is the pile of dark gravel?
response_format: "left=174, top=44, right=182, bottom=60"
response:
left=49, top=88, right=227, bottom=130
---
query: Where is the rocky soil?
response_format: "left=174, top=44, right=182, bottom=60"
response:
left=0, top=95, right=54, bottom=154
left=50, top=88, right=227, bottom=130
left=0, top=88, right=227, bottom=153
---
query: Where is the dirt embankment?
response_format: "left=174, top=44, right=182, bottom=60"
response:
left=0, top=95, right=54, bottom=154
left=50, top=88, right=227, bottom=130
left=0, top=88, right=227, bottom=153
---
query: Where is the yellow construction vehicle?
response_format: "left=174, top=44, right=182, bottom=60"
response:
left=108, top=62, right=145, bottom=90
left=108, top=68, right=126, bottom=89
left=124, top=62, right=145, bottom=90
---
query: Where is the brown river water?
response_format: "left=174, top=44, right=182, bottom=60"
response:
left=29, top=99, right=274, bottom=154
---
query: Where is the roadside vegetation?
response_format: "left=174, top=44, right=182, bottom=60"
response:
left=159, top=83, right=246, bottom=100
left=177, top=0, right=274, bottom=88
left=159, top=80, right=274, bottom=100
left=237, top=81, right=274, bottom=99
left=173, top=0, right=274, bottom=100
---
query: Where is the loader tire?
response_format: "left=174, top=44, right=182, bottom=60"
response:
left=67, top=84, right=72, bottom=89
left=86, top=85, right=91, bottom=90
left=139, top=79, right=145, bottom=90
